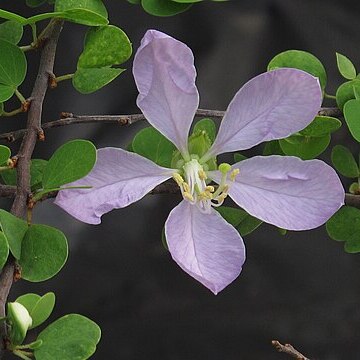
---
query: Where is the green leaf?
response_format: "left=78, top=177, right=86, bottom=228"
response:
left=17, top=292, right=55, bottom=329
left=0, top=39, right=27, bottom=88
left=0, top=145, right=10, bottom=165
left=299, top=116, right=342, bottom=137
left=0, top=210, right=28, bottom=259
left=343, top=99, right=360, bottom=142
left=19, top=224, right=68, bottom=282
left=26, top=0, right=48, bottom=7
left=0, top=232, right=9, bottom=270
left=237, top=215, right=262, bottom=236
left=55, top=0, right=108, bottom=26
left=0, top=21, right=23, bottom=44
left=349, top=182, right=360, bottom=194
left=233, top=153, right=247, bottom=163
left=331, top=145, right=359, bottom=178
left=0, top=10, right=27, bottom=25
left=192, top=118, right=216, bottom=143
left=0, top=84, right=15, bottom=102
left=216, top=206, right=248, bottom=227
left=7, top=302, right=32, bottom=345
left=78, top=25, right=132, bottom=68
left=336, top=53, right=357, bottom=80
left=132, top=126, right=176, bottom=167
left=267, top=50, right=327, bottom=90
left=336, top=79, right=360, bottom=111
left=42, top=140, right=96, bottom=189
left=262, top=140, right=284, bottom=156
left=73, top=67, right=124, bottom=94
left=35, top=314, right=101, bottom=360
left=326, top=206, right=360, bottom=253
left=279, top=134, right=331, bottom=160
left=1, top=159, right=47, bottom=188
left=141, top=0, right=192, bottom=16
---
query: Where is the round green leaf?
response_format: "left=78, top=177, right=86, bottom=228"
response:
left=331, top=145, right=359, bottom=178
left=0, top=232, right=9, bottom=270
left=262, top=140, right=284, bottom=156
left=42, top=140, right=96, bottom=189
left=0, top=39, right=26, bottom=88
left=132, top=126, right=176, bottom=167
left=73, top=67, right=124, bottom=94
left=0, top=210, right=28, bottom=260
left=17, top=292, right=56, bottom=329
left=141, top=0, right=192, bottom=16
left=237, top=215, right=262, bottom=236
left=299, top=116, right=342, bottom=137
left=0, top=145, right=10, bottom=165
left=336, top=79, right=360, bottom=111
left=343, top=99, right=360, bottom=142
left=336, top=52, right=356, bottom=80
left=35, top=314, right=101, bottom=360
left=55, top=0, right=108, bottom=26
left=267, top=50, right=327, bottom=90
left=279, top=134, right=331, bottom=160
left=326, top=206, right=360, bottom=253
left=78, top=25, right=132, bottom=68
left=0, top=84, right=15, bottom=102
left=0, top=21, right=23, bottom=44
left=19, top=224, right=68, bottom=282
left=193, top=118, right=216, bottom=143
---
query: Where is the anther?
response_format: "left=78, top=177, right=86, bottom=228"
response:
left=173, top=173, right=184, bottom=186
left=198, top=169, right=207, bottom=180
left=230, top=169, right=240, bottom=181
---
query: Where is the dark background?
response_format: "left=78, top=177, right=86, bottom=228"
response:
left=1, top=1, right=360, bottom=359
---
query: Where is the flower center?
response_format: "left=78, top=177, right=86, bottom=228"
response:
left=173, top=159, right=239, bottom=214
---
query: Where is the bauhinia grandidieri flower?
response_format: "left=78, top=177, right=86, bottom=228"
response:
left=55, top=30, right=345, bottom=294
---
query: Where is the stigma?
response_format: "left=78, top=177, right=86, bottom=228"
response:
left=173, top=159, right=239, bottom=213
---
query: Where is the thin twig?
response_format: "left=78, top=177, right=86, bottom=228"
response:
left=0, top=19, right=63, bottom=358
left=272, top=340, right=310, bottom=360
left=0, top=107, right=341, bottom=143
left=345, top=193, right=360, bottom=208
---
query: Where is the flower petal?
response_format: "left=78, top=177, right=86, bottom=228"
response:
left=133, top=30, right=199, bottom=155
left=206, top=68, right=322, bottom=157
left=55, top=148, right=174, bottom=224
left=209, top=156, right=344, bottom=230
left=165, top=200, right=246, bottom=294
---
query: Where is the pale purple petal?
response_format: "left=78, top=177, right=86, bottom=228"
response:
left=133, top=30, right=199, bottom=155
left=165, top=200, right=246, bottom=294
left=208, top=156, right=344, bottom=230
left=55, top=148, right=174, bottom=225
left=206, top=68, right=322, bottom=157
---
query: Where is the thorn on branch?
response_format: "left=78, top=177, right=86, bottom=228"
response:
left=272, top=340, right=310, bottom=360
left=37, top=130, right=45, bottom=141
left=48, top=72, right=57, bottom=89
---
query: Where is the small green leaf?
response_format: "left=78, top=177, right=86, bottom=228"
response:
left=35, top=314, right=101, bottom=360
left=267, top=50, right=327, bottom=90
left=192, top=118, right=216, bottom=143
left=42, top=140, right=96, bottom=189
left=336, top=53, right=357, bottom=80
left=0, top=39, right=27, bottom=87
left=349, top=182, right=360, bottom=194
left=331, top=145, right=359, bottom=178
left=55, top=0, right=108, bottom=26
left=326, top=206, right=360, bottom=253
left=17, top=292, right=56, bottom=329
left=132, top=126, right=176, bottom=167
left=0, top=232, right=9, bottom=270
left=233, top=153, right=247, bottom=163
left=237, top=215, right=262, bottom=236
left=141, top=0, right=192, bottom=16
left=299, top=116, right=342, bottom=137
left=0, top=21, right=23, bottom=44
left=279, top=134, right=331, bottom=160
left=73, top=67, right=124, bottom=94
left=19, top=224, right=68, bottom=282
left=0, top=84, right=15, bottom=102
left=343, top=99, right=360, bottom=142
left=262, top=140, right=284, bottom=156
left=336, top=79, right=360, bottom=111
left=7, top=302, right=32, bottom=345
left=1, top=159, right=47, bottom=188
left=78, top=25, right=132, bottom=68
left=28, top=339, right=43, bottom=349
left=0, top=145, right=10, bottom=165
left=0, top=210, right=28, bottom=259
left=216, top=206, right=248, bottom=227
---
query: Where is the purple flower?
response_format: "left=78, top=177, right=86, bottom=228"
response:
left=55, top=30, right=345, bottom=294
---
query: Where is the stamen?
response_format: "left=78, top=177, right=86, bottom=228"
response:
left=205, top=186, right=215, bottom=193
left=173, top=173, right=184, bottom=186
left=183, top=192, right=194, bottom=202
left=198, top=169, right=207, bottom=180
left=230, top=168, right=240, bottom=181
